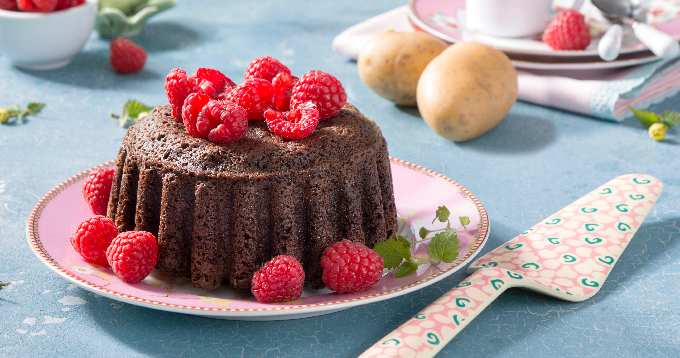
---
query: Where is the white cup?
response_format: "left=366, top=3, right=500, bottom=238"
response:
left=465, top=0, right=584, bottom=38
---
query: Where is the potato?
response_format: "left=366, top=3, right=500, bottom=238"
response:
left=358, top=30, right=447, bottom=106
left=416, top=42, right=518, bottom=141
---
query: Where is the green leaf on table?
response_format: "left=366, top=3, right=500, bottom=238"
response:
left=428, top=228, right=460, bottom=263
left=374, top=237, right=411, bottom=270
left=25, top=102, right=46, bottom=116
left=395, top=262, right=418, bottom=278
left=432, top=205, right=450, bottom=223
left=113, top=99, right=153, bottom=128
left=661, top=110, right=680, bottom=128
left=629, top=107, right=660, bottom=128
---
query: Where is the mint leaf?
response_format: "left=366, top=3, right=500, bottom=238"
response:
left=459, top=216, right=470, bottom=229
left=630, top=107, right=660, bottom=128
left=396, top=235, right=412, bottom=252
left=25, top=102, right=46, bottom=116
left=0, top=282, right=9, bottom=291
left=124, top=99, right=153, bottom=119
left=374, top=238, right=410, bottom=270
left=661, top=110, right=680, bottom=128
left=395, top=262, right=418, bottom=278
left=419, top=227, right=431, bottom=239
left=433, top=205, right=450, bottom=223
left=428, top=228, right=460, bottom=263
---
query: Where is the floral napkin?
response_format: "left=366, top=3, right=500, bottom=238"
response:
left=332, top=5, right=680, bottom=122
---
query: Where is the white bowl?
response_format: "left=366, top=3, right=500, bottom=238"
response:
left=0, top=0, right=98, bottom=70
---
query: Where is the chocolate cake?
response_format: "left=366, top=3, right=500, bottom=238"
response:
left=107, top=103, right=398, bottom=290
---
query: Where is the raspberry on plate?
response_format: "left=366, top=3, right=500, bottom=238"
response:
left=321, top=239, right=384, bottom=293
left=106, top=231, right=159, bottom=284
left=82, top=167, right=115, bottom=215
left=226, top=78, right=277, bottom=120
left=264, top=101, right=319, bottom=140
left=109, top=37, right=147, bottom=74
left=542, top=9, right=591, bottom=51
left=192, top=68, right=236, bottom=100
left=196, top=100, right=249, bottom=143
left=70, top=216, right=119, bottom=266
left=251, top=255, right=305, bottom=303
left=244, top=56, right=291, bottom=82
left=181, top=92, right=211, bottom=138
left=166, top=68, right=198, bottom=121
left=290, top=70, right=347, bottom=121
left=17, top=0, right=57, bottom=12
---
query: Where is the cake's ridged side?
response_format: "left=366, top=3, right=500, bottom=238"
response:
left=230, top=179, right=265, bottom=290
left=134, top=166, right=163, bottom=235
left=342, top=161, right=366, bottom=246
left=270, top=177, right=304, bottom=260
left=191, top=180, right=230, bottom=290
left=114, top=152, right=140, bottom=232
left=304, top=171, right=337, bottom=289
left=376, top=139, right=398, bottom=240
left=156, top=172, right=194, bottom=277
left=107, top=148, right=127, bottom=221
left=360, top=151, right=388, bottom=249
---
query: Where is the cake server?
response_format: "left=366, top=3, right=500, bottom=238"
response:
left=360, top=174, right=662, bottom=358
left=592, top=0, right=679, bottom=59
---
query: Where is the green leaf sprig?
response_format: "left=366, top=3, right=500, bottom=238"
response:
left=110, top=99, right=153, bottom=128
left=629, top=106, right=680, bottom=141
left=373, top=206, right=469, bottom=278
left=0, top=102, right=46, bottom=125
left=0, top=282, right=10, bottom=292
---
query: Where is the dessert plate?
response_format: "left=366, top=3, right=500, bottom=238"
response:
left=408, top=0, right=680, bottom=59
left=26, top=158, right=490, bottom=321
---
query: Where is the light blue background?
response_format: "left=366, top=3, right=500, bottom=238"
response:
left=1, top=1, right=678, bottom=357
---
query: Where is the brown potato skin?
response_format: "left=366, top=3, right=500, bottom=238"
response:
left=416, top=42, right=518, bottom=141
left=358, top=30, right=447, bottom=106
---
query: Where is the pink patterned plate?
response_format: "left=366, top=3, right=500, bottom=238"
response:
left=26, top=158, right=489, bottom=321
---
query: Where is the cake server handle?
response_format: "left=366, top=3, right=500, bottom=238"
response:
left=358, top=267, right=517, bottom=358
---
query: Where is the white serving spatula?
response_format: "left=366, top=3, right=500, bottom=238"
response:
left=361, top=174, right=662, bottom=358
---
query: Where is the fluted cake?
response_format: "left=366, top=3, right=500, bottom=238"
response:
left=106, top=103, right=398, bottom=290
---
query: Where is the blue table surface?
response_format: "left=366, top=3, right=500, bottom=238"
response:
left=1, top=1, right=679, bottom=357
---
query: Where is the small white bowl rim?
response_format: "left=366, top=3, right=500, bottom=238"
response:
left=0, top=0, right=97, bottom=19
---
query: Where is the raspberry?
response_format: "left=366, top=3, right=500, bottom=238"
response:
left=265, top=101, right=319, bottom=140
left=196, top=100, right=249, bottom=143
left=321, top=239, right=384, bottom=293
left=181, top=92, right=210, bottom=138
left=192, top=68, right=236, bottom=100
left=0, top=0, right=18, bottom=11
left=290, top=70, right=347, bottom=121
left=165, top=68, right=198, bottom=121
left=251, top=255, right=305, bottom=303
left=82, top=167, right=115, bottom=215
left=17, top=0, right=57, bottom=12
left=106, top=231, right=158, bottom=284
left=70, top=216, right=119, bottom=266
left=55, top=0, right=83, bottom=10
left=272, top=72, right=299, bottom=111
left=542, top=9, right=591, bottom=50
left=226, top=78, right=277, bottom=120
left=109, top=37, right=147, bottom=74
left=244, top=56, right=291, bottom=82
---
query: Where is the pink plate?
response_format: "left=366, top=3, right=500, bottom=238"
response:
left=26, top=158, right=489, bottom=321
